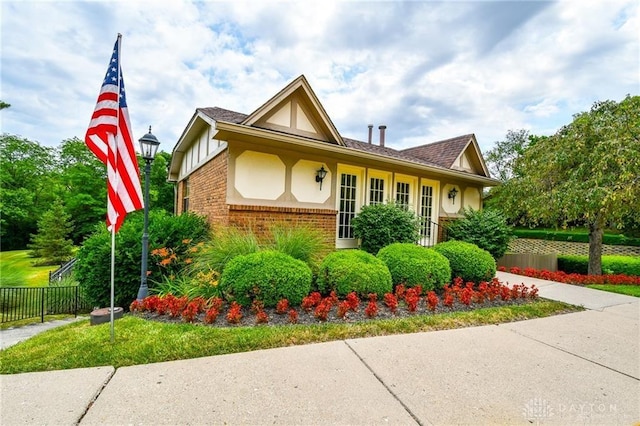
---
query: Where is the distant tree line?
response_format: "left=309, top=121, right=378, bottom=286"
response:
left=0, top=134, right=174, bottom=251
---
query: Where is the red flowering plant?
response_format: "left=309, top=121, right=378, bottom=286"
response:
left=404, top=287, right=420, bottom=312
left=504, top=266, right=640, bottom=286
left=276, top=299, right=290, bottom=315
left=226, top=301, right=243, bottom=324
left=364, top=299, right=378, bottom=318
left=314, top=298, right=333, bottom=321
left=204, top=307, right=220, bottom=324
left=383, top=293, right=398, bottom=314
left=288, top=309, right=299, bottom=324
left=336, top=301, right=350, bottom=319
left=345, top=292, right=360, bottom=312
left=255, top=310, right=269, bottom=325
left=181, top=300, right=201, bottom=323
left=426, top=291, right=439, bottom=311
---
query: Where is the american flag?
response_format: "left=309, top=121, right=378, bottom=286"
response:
left=85, top=36, right=143, bottom=233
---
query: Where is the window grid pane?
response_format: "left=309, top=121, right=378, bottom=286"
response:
left=396, top=182, right=410, bottom=208
left=339, top=173, right=357, bottom=239
left=369, top=178, right=384, bottom=205
left=420, top=185, right=433, bottom=238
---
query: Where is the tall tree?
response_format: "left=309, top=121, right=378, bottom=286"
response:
left=483, top=130, right=548, bottom=224
left=148, top=151, right=174, bottom=214
left=484, top=129, right=532, bottom=183
left=57, top=137, right=107, bottom=243
left=28, top=199, right=74, bottom=265
left=0, top=134, right=58, bottom=250
left=501, top=95, right=640, bottom=274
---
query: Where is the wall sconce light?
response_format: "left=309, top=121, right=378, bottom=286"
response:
left=315, top=165, right=328, bottom=190
left=448, top=187, right=459, bottom=204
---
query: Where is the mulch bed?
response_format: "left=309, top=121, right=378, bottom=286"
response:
left=132, top=297, right=539, bottom=329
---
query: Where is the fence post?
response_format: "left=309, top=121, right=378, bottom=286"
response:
left=40, top=287, right=45, bottom=323
left=74, top=286, right=78, bottom=318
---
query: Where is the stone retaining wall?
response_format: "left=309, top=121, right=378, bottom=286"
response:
left=509, top=238, right=640, bottom=257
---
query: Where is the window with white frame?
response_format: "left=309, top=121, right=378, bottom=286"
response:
left=338, top=173, right=358, bottom=239
left=182, top=178, right=190, bottom=213
left=369, top=177, right=385, bottom=205
left=396, top=181, right=410, bottom=208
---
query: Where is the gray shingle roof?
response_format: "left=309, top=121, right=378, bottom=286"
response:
left=198, top=107, right=247, bottom=124
left=400, top=134, right=473, bottom=169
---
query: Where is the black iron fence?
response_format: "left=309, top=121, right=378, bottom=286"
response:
left=0, top=286, right=92, bottom=324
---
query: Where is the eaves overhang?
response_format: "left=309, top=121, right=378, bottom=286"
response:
left=167, top=110, right=216, bottom=182
left=214, top=121, right=500, bottom=187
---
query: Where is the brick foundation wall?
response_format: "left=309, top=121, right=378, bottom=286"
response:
left=228, top=204, right=337, bottom=247
left=509, top=238, right=640, bottom=257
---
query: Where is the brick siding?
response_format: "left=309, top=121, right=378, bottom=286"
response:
left=228, top=204, right=337, bottom=247
left=179, top=153, right=229, bottom=226
left=509, top=238, right=640, bottom=257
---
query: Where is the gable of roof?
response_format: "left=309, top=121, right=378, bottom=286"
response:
left=401, top=134, right=473, bottom=168
left=240, top=75, right=344, bottom=146
left=400, top=134, right=489, bottom=177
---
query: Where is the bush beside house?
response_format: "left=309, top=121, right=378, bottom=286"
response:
left=377, top=243, right=450, bottom=291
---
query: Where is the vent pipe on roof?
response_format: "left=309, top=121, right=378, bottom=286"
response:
left=367, top=124, right=373, bottom=144
left=379, top=125, right=387, bottom=147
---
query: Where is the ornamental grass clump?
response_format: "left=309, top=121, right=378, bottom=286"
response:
left=377, top=243, right=451, bottom=291
left=433, top=240, right=496, bottom=283
left=219, top=250, right=312, bottom=308
left=316, top=250, right=392, bottom=297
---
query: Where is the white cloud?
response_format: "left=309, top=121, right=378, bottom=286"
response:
left=1, top=0, right=638, bottom=156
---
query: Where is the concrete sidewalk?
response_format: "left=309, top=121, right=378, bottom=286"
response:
left=2, top=274, right=638, bottom=425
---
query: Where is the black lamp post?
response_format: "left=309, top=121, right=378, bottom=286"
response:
left=137, top=126, right=160, bottom=301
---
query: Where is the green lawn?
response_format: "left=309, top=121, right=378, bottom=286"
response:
left=0, top=250, right=59, bottom=287
left=0, top=300, right=581, bottom=374
left=586, top=285, right=640, bottom=297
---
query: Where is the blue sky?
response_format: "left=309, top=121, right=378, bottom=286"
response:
left=1, top=0, right=638, bottom=154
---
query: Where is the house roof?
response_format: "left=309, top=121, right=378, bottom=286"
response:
left=193, top=107, right=484, bottom=175
left=198, top=107, right=247, bottom=124
left=169, top=75, right=496, bottom=184
left=400, top=134, right=474, bottom=169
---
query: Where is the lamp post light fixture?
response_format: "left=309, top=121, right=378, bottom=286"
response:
left=137, top=126, right=160, bottom=301
left=315, top=165, right=328, bottom=190
left=448, top=187, right=459, bottom=204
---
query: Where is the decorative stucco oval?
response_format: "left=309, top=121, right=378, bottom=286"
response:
left=235, top=151, right=285, bottom=200
left=291, top=160, right=331, bottom=203
left=464, top=187, right=481, bottom=210
left=442, top=184, right=461, bottom=214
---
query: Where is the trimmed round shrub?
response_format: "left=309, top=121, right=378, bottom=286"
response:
left=316, top=250, right=392, bottom=297
left=219, top=250, right=312, bottom=308
left=377, top=243, right=451, bottom=291
left=433, top=240, right=496, bottom=283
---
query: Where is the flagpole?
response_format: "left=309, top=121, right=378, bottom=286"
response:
left=110, top=33, right=123, bottom=343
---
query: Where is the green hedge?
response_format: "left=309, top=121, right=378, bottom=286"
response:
left=514, top=229, right=640, bottom=247
left=558, top=255, right=640, bottom=276
left=376, top=243, right=450, bottom=291
left=75, top=211, right=209, bottom=309
left=433, top=240, right=496, bottom=283
left=316, top=250, right=392, bottom=297
left=219, top=250, right=312, bottom=308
